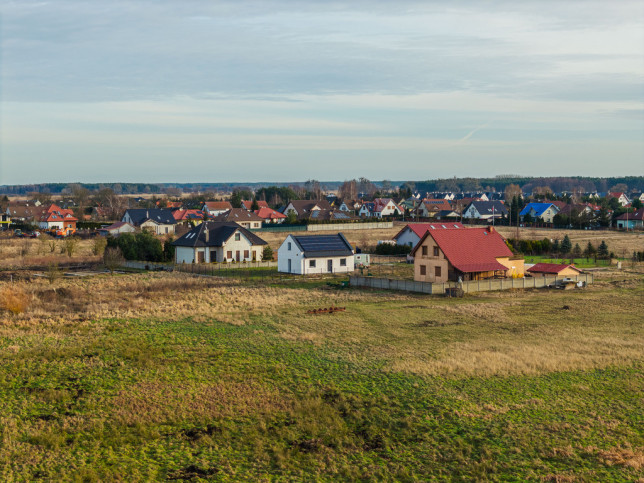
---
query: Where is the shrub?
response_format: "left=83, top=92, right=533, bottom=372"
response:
left=104, top=247, right=124, bottom=274
left=93, top=237, right=107, bottom=256
left=45, top=263, right=62, bottom=285
left=63, top=237, right=80, bottom=257
left=374, top=243, right=411, bottom=255
left=0, top=286, right=29, bottom=314
left=262, top=245, right=274, bottom=261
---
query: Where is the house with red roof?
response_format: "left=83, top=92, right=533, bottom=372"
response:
left=358, top=198, right=402, bottom=218
left=394, top=222, right=465, bottom=249
left=241, top=200, right=269, bottom=211
left=202, top=201, right=233, bottom=216
left=416, top=199, right=453, bottom=218
left=172, top=209, right=205, bottom=225
left=255, top=207, right=287, bottom=224
left=608, top=192, right=630, bottom=207
left=37, top=204, right=77, bottom=235
left=411, top=226, right=524, bottom=282
left=527, top=263, right=582, bottom=277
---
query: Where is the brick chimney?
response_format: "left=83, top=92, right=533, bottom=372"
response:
left=487, top=225, right=494, bottom=233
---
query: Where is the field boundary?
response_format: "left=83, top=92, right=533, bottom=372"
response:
left=350, top=273, right=594, bottom=294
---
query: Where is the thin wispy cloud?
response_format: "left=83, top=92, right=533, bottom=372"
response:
left=1, top=0, right=642, bottom=183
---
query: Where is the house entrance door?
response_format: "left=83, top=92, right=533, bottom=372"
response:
left=288, top=259, right=292, bottom=273
left=197, top=251, right=205, bottom=263
left=327, top=259, right=333, bottom=272
left=236, top=251, right=240, bottom=261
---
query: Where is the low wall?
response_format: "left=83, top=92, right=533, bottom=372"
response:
left=350, top=273, right=594, bottom=295
left=307, top=221, right=393, bottom=232
left=124, top=260, right=278, bottom=272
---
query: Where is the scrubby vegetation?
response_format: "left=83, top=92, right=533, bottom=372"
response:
left=0, top=267, right=642, bottom=480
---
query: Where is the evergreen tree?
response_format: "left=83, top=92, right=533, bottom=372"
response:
left=572, top=243, right=582, bottom=259
left=251, top=198, right=259, bottom=211
left=597, top=240, right=609, bottom=259
left=583, top=241, right=595, bottom=260
left=552, top=239, right=560, bottom=254
left=561, top=234, right=572, bottom=255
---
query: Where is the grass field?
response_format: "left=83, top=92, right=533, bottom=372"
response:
left=0, top=267, right=642, bottom=480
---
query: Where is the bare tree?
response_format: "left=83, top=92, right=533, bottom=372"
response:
left=103, top=247, right=124, bottom=275
left=504, top=184, right=522, bottom=203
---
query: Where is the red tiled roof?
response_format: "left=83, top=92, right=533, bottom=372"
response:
left=255, top=207, right=286, bottom=220
left=421, top=199, right=452, bottom=211
left=203, top=201, right=232, bottom=211
left=527, top=263, right=581, bottom=274
left=412, top=227, right=513, bottom=273
left=172, top=209, right=205, bottom=221
left=242, top=200, right=269, bottom=210
left=395, top=222, right=465, bottom=240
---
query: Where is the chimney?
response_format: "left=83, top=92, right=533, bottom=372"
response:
left=487, top=225, right=494, bottom=233
left=204, top=225, right=209, bottom=243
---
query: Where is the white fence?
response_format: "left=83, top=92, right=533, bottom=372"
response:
left=350, top=273, right=594, bottom=295
left=124, top=260, right=277, bottom=272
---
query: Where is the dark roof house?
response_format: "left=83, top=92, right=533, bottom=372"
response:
left=172, top=222, right=267, bottom=248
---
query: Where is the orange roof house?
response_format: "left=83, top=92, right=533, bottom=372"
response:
left=411, top=226, right=524, bottom=282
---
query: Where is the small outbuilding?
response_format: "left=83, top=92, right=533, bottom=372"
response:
left=99, top=222, right=136, bottom=237
left=526, top=263, right=582, bottom=277
left=278, top=233, right=354, bottom=275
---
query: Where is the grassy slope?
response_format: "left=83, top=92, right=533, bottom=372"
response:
left=0, top=273, right=643, bottom=481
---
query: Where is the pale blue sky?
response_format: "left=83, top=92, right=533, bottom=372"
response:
left=1, top=0, right=643, bottom=184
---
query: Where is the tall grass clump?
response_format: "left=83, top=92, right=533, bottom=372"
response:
left=0, top=285, right=30, bottom=314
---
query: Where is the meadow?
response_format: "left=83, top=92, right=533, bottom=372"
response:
left=0, top=266, right=642, bottom=481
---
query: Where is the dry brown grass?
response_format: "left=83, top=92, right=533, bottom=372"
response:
left=0, top=237, right=100, bottom=267
left=0, top=285, right=30, bottom=314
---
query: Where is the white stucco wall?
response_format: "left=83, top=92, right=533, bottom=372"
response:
left=395, top=229, right=420, bottom=248
left=278, top=235, right=304, bottom=274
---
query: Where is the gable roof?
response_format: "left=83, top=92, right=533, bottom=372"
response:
left=421, top=199, right=452, bottom=211
left=394, top=222, right=465, bottom=240
left=614, top=207, right=644, bottom=221
left=212, top=208, right=263, bottom=223
left=124, top=209, right=176, bottom=225
left=527, top=263, right=582, bottom=274
left=100, top=221, right=134, bottom=232
left=286, top=199, right=332, bottom=214
left=241, top=200, right=269, bottom=210
left=172, top=222, right=267, bottom=248
left=411, top=226, right=514, bottom=273
left=255, top=207, right=287, bottom=220
left=520, top=203, right=557, bottom=217
left=172, top=209, right=205, bottom=221
left=468, top=200, right=508, bottom=216
left=203, top=201, right=233, bottom=211
left=290, top=233, right=353, bottom=258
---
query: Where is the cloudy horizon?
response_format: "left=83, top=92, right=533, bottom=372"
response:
left=1, top=0, right=643, bottom=185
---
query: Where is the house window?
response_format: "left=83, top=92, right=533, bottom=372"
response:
left=435, top=266, right=441, bottom=277
left=420, top=265, right=426, bottom=275
left=340, top=258, right=347, bottom=266
left=309, top=260, right=316, bottom=268
left=235, top=233, right=241, bottom=241
left=227, top=251, right=232, bottom=259
left=422, top=246, right=428, bottom=256
left=244, top=250, right=249, bottom=259
left=433, top=246, right=439, bottom=257
left=288, top=242, right=292, bottom=251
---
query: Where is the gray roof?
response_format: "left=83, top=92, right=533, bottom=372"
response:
left=172, top=222, right=267, bottom=248
left=291, top=233, right=353, bottom=258
left=124, top=209, right=176, bottom=226
left=468, top=201, right=508, bottom=215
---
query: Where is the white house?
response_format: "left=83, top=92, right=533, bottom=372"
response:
left=172, top=222, right=268, bottom=264
left=278, top=233, right=355, bottom=275
left=394, top=222, right=465, bottom=249
left=122, top=209, right=176, bottom=235
left=99, top=222, right=136, bottom=237
left=202, top=201, right=233, bottom=216
left=608, top=192, right=631, bottom=207
left=519, top=203, right=560, bottom=223
left=358, top=198, right=402, bottom=218
left=462, top=201, right=508, bottom=221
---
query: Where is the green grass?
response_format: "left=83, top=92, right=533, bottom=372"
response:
left=523, top=255, right=613, bottom=268
left=0, top=275, right=642, bottom=480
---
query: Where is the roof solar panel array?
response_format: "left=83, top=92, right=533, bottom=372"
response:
left=295, top=235, right=348, bottom=252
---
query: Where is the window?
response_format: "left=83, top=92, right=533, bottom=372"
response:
left=287, top=242, right=292, bottom=251
left=244, top=250, right=249, bottom=259
left=235, top=233, right=241, bottom=241
left=227, top=251, right=232, bottom=259
left=340, top=258, right=347, bottom=266
left=422, top=246, right=428, bottom=256
left=433, top=246, right=439, bottom=257
left=309, top=260, right=316, bottom=268
left=420, top=265, right=426, bottom=275
left=435, top=266, right=441, bottom=277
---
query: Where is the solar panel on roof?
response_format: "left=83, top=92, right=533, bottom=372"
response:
left=295, top=235, right=349, bottom=252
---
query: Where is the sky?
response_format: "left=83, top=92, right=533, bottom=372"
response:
left=1, top=0, right=643, bottom=185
